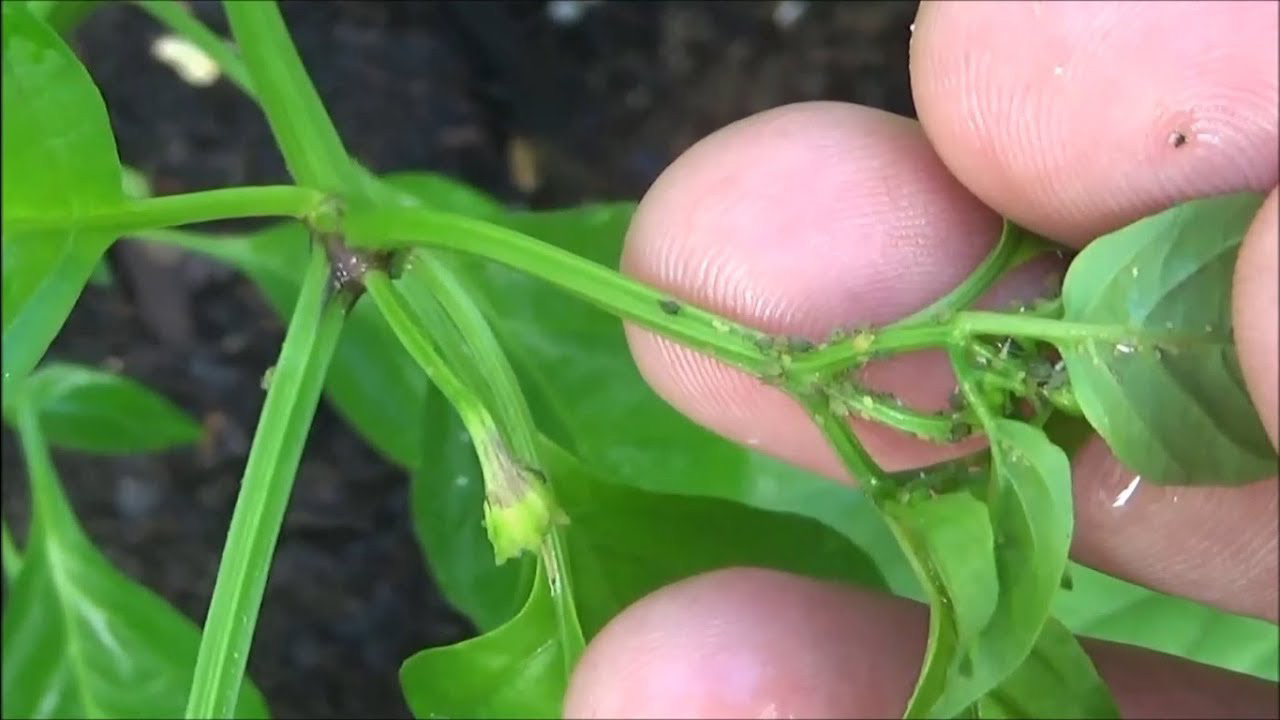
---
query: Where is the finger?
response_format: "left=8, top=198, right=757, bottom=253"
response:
left=910, top=0, right=1279, bottom=246
left=564, top=568, right=1280, bottom=719
left=1234, top=187, right=1280, bottom=447
left=1071, top=436, right=1278, bottom=622
left=621, top=100, right=1060, bottom=480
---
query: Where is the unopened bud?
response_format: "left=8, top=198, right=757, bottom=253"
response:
left=478, top=438, right=563, bottom=564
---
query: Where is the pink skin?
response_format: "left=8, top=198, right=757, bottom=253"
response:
left=565, top=2, right=1280, bottom=718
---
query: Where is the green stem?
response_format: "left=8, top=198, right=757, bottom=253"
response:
left=132, top=0, right=254, bottom=94
left=223, top=1, right=358, bottom=194
left=185, top=245, right=347, bottom=719
left=796, top=393, right=889, bottom=496
left=3, top=186, right=325, bottom=235
left=828, top=384, right=959, bottom=444
left=398, top=253, right=540, bottom=463
left=366, top=271, right=557, bottom=562
left=133, top=0, right=539, bottom=458
left=948, top=346, right=1001, bottom=432
left=341, top=206, right=1150, bottom=386
left=791, top=309, right=1192, bottom=378
left=365, top=270, right=501, bottom=447
left=541, top=528, right=587, bottom=675
left=894, top=221, right=1034, bottom=327
left=1, top=519, right=21, bottom=583
left=341, top=207, right=774, bottom=376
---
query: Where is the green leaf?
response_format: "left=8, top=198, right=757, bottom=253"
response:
left=2, top=519, right=21, bottom=583
left=1056, top=563, right=1279, bottom=682
left=897, top=420, right=1076, bottom=718
left=7, top=361, right=201, bottom=454
left=978, top=618, right=1119, bottom=719
left=404, top=427, right=885, bottom=717
left=399, top=560, right=565, bottom=720
left=543, top=437, right=886, bottom=636
left=2, top=2, right=124, bottom=402
left=2, top=379, right=269, bottom=719
left=1060, top=191, right=1276, bottom=485
left=882, top=489, right=1000, bottom=714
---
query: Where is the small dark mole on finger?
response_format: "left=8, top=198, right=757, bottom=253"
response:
left=659, top=299, right=682, bottom=315
left=1168, top=130, right=1187, bottom=148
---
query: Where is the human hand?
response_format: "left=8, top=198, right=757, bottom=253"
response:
left=563, top=2, right=1279, bottom=718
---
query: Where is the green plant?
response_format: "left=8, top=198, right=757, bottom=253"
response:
left=2, top=2, right=1276, bottom=719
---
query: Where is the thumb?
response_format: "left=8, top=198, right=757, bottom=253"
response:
left=1234, top=187, right=1280, bottom=449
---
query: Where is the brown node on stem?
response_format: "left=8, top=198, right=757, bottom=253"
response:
left=318, top=231, right=393, bottom=298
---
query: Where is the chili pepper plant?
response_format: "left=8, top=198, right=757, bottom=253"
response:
left=2, top=2, right=1276, bottom=718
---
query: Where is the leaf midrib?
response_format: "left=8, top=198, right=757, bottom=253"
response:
left=41, top=531, right=106, bottom=718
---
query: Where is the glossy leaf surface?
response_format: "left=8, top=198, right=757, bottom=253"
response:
left=898, top=420, right=1079, bottom=718
left=1060, top=191, right=1275, bottom=485
left=2, top=378, right=269, bottom=719
left=13, top=361, right=201, bottom=454
left=399, top=561, right=564, bottom=720
left=977, top=618, right=1119, bottom=719
left=2, top=3, right=124, bottom=401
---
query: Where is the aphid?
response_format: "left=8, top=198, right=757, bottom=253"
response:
left=849, top=331, right=875, bottom=354
left=828, top=396, right=850, bottom=417
left=658, top=298, right=682, bottom=316
left=948, top=422, right=973, bottom=443
left=785, top=336, right=816, bottom=353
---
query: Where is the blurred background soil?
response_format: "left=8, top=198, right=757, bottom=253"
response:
left=0, top=1, right=918, bottom=716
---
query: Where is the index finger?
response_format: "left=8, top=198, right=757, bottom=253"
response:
left=910, top=0, right=1278, bottom=245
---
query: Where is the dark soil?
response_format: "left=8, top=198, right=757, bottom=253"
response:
left=0, top=1, right=918, bottom=717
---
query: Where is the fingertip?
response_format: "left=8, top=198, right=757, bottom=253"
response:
left=565, top=567, right=1280, bottom=719
left=911, top=0, right=1279, bottom=244
left=563, top=568, right=925, bottom=719
left=620, top=101, right=1006, bottom=479
left=1071, top=436, right=1278, bottom=623
left=1233, top=187, right=1280, bottom=448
